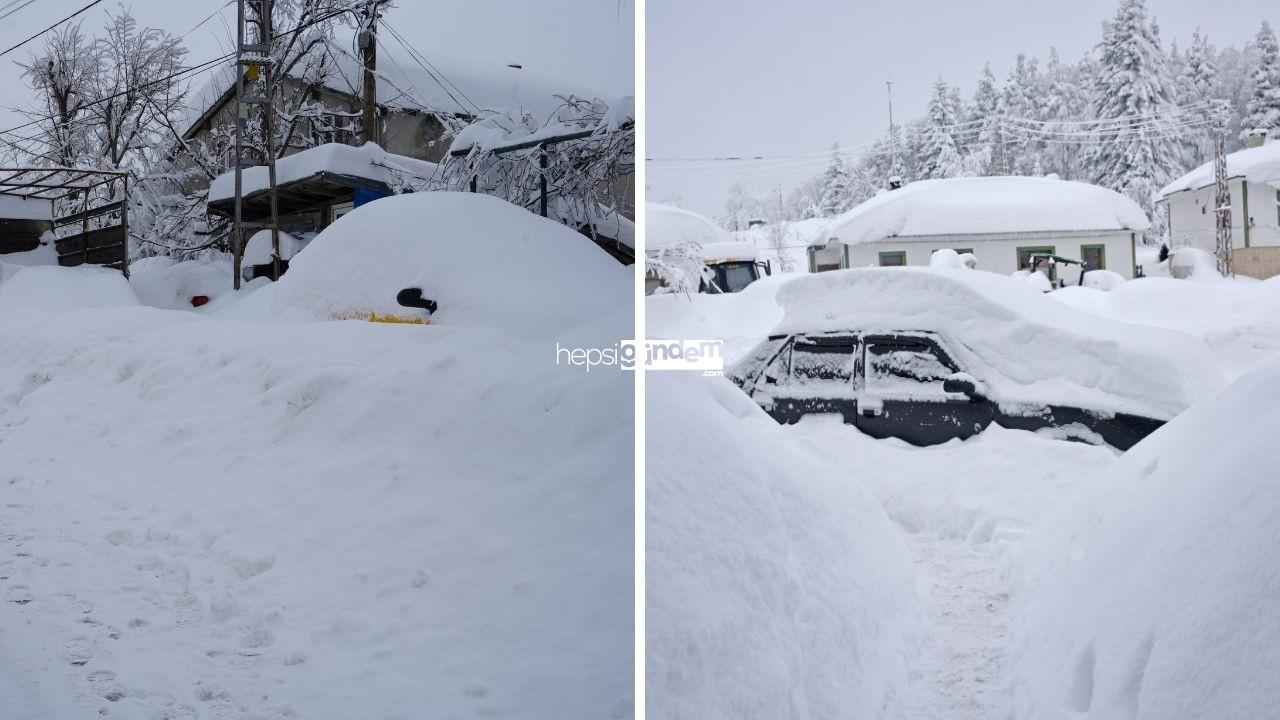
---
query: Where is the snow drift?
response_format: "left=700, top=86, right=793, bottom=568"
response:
left=129, top=260, right=232, bottom=310
left=1009, top=364, right=1280, bottom=719
left=646, top=373, right=924, bottom=719
left=768, top=267, right=1226, bottom=419
left=0, top=264, right=139, bottom=311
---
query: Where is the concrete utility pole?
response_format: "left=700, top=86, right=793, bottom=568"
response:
left=885, top=80, right=897, bottom=178
left=233, top=0, right=283, bottom=284
left=359, top=1, right=386, bottom=146
left=1212, top=102, right=1233, bottom=278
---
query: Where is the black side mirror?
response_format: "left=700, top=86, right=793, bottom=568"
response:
left=396, top=287, right=438, bottom=314
left=943, top=378, right=978, bottom=397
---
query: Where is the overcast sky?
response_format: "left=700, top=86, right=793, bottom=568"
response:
left=647, top=0, right=1278, bottom=219
left=0, top=0, right=633, bottom=133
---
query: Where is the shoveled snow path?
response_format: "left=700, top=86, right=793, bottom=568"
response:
left=899, top=536, right=1012, bottom=720
left=786, top=419, right=1118, bottom=719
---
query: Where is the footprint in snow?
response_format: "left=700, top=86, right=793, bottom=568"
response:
left=87, top=670, right=127, bottom=703
left=4, top=584, right=32, bottom=604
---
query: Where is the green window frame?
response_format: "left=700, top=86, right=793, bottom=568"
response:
left=1016, top=245, right=1056, bottom=272
left=1080, top=244, right=1106, bottom=272
left=878, top=251, right=907, bottom=267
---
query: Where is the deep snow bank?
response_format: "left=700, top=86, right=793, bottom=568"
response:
left=646, top=372, right=924, bottom=719
left=129, top=260, right=232, bottom=310
left=1009, top=365, right=1280, bottom=719
left=1050, top=276, right=1280, bottom=379
left=264, top=192, right=629, bottom=338
left=0, top=310, right=633, bottom=719
left=0, top=263, right=139, bottom=311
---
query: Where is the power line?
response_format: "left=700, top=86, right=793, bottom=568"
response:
left=0, top=0, right=39, bottom=23
left=0, top=0, right=103, bottom=59
left=0, top=0, right=362, bottom=140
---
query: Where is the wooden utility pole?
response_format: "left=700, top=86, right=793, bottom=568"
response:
left=359, top=1, right=383, bottom=146
left=261, top=0, right=282, bottom=280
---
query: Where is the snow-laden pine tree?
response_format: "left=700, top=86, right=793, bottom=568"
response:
left=1086, top=0, right=1182, bottom=240
left=817, top=144, right=853, bottom=217
left=970, top=62, right=1002, bottom=175
left=919, top=79, right=966, bottom=179
left=1002, top=54, right=1044, bottom=174
left=1241, top=21, right=1280, bottom=142
left=1175, top=29, right=1218, bottom=165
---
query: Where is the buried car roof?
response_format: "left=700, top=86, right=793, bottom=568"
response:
left=770, top=267, right=1225, bottom=420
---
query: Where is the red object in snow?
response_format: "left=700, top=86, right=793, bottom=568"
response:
left=190, top=295, right=211, bottom=307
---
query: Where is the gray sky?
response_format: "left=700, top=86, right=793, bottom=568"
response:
left=647, top=0, right=1278, bottom=219
left=0, top=0, right=633, bottom=134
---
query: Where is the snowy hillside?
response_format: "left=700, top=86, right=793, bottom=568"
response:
left=0, top=194, right=633, bottom=719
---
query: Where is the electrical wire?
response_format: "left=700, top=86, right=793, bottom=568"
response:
left=0, top=0, right=100, bottom=59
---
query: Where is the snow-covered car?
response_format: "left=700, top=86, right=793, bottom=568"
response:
left=728, top=268, right=1227, bottom=450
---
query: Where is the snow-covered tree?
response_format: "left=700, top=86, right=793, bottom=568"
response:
left=1175, top=29, right=1218, bottom=165
left=919, top=78, right=965, bottom=178
left=720, top=182, right=759, bottom=231
left=969, top=62, right=1002, bottom=175
left=1241, top=20, right=1280, bottom=142
left=1002, top=54, right=1044, bottom=174
left=817, top=143, right=853, bottom=216
left=1086, top=0, right=1181, bottom=239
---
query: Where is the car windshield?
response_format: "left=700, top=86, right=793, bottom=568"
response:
left=718, top=262, right=759, bottom=293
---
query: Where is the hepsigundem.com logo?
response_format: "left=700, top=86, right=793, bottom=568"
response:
left=556, top=340, right=724, bottom=372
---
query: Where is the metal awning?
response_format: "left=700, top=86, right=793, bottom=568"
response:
left=0, top=167, right=128, bottom=201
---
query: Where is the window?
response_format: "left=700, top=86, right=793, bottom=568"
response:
left=720, top=262, right=759, bottom=292
left=1080, top=244, right=1106, bottom=272
left=864, top=337, right=954, bottom=399
left=879, top=251, right=907, bottom=267
left=1016, top=245, right=1056, bottom=273
left=784, top=336, right=859, bottom=390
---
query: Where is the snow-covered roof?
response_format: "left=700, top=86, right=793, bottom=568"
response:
left=824, top=176, right=1150, bottom=247
left=1157, top=141, right=1280, bottom=199
left=646, top=202, right=732, bottom=252
left=0, top=194, right=52, bottom=221
left=180, top=42, right=608, bottom=139
left=208, top=142, right=439, bottom=203
left=700, top=241, right=758, bottom=263
left=757, top=267, right=1223, bottom=420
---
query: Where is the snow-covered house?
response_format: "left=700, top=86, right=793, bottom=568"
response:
left=821, top=176, right=1151, bottom=280
left=1156, top=141, right=1280, bottom=279
left=179, top=47, right=599, bottom=173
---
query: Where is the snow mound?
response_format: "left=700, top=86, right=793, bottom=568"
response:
left=929, top=247, right=966, bottom=268
left=0, top=193, right=51, bottom=221
left=0, top=264, right=138, bottom=311
left=130, top=260, right=232, bottom=310
left=258, top=192, right=629, bottom=337
left=1081, top=269, right=1125, bottom=290
left=771, top=268, right=1226, bottom=419
left=1010, top=364, right=1280, bottom=719
left=1158, top=140, right=1280, bottom=197
left=243, top=229, right=309, bottom=267
left=647, top=372, right=924, bottom=719
left=1169, top=246, right=1224, bottom=282
left=824, top=176, right=1150, bottom=247
left=1048, top=275, right=1280, bottom=380
left=646, top=202, right=732, bottom=252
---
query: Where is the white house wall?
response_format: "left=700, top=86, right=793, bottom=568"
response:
left=843, top=231, right=1138, bottom=279
left=1164, top=179, right=1280, bottom=253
